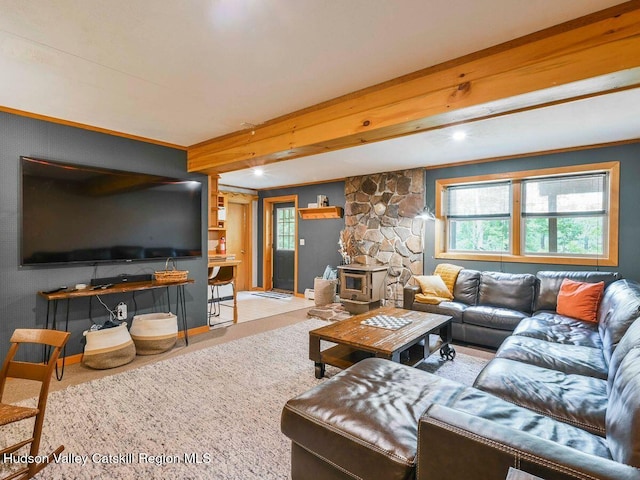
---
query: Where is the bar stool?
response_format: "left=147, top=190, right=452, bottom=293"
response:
left=208, top=266, right=235, bottom=326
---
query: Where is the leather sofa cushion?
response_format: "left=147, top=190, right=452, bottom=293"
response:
left=448, top=385, right=612, bottom=460
left=607, top=347, right=640, bottom=467
left=463, top=306, right=528, bottom=331
left=453, top=269, right=481, bottom=305
left=281, top=358, right=467, bottom=480
left=478, top=272, right=536, bottom=313
left=496, top=335, right=608, bottom=379
left=607, top=318, right=640, bottom=393
left=597, top=279, right=640, bottom=365
left=462, top=324, right=511, bottom=349
left=473, top=358, right=607, bottom=436
left=534, top=271, right=620, bottom=312
left=411, top=301, right=466, bottom=324
left=513, top=313, right=603, bottom=349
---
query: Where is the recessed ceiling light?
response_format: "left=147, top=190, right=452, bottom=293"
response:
left=254, top=168, right=264, bottom=176
left=452, top=130, right=467, bottom=141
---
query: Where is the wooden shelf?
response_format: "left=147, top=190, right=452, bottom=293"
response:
left=208, top=175, right=227, bottom=241
left=298, top=206, right=344, bottom=220
left=38, top=279, right=194, bottom=300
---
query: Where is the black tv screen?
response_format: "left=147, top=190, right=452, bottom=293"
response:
left=21, top=157, right=202, bottom=266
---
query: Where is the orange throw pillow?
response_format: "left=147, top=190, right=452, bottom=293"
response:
left=556, top=279, right=605, bottom=323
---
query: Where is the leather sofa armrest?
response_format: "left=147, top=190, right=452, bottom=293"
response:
left=417, top=404, right=640, bottom=480
left=403, top=284, right=420, bottom=309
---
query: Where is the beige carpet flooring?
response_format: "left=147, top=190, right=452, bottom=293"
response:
left=2, top=315, right=492, bottom=480
left=6, top=305, right=312, bottom=404
left=7, top=302, right=493, bottom=404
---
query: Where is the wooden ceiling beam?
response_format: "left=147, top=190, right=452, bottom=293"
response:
left=188, top=1, right=640, bottom=174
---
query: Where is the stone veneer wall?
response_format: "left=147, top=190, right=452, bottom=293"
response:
left=344, top=169, right=425, bottom=305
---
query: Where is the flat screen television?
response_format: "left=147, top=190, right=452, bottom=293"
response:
left=20, top=157, right=202, bottom=266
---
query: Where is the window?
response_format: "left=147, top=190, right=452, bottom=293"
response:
left=522, top=174, right=607, bottom=256
left=276, top=206, right=296, bottom=250
left=446, top=182, right=510, bottom=253
left=435, top=162, right=619, bottom=266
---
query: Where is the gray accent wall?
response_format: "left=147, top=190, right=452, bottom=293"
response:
left=424, top=143, right=640, bottom=279
left=258, top=182, right=345, bottom=294
left=0, top=112, right=208, bottom=361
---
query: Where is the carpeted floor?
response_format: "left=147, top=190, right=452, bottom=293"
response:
left=2, top=317, right=491, bottom=480
left=5, top=307, right=313, bottom=404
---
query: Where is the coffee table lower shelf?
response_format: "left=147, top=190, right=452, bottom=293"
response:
left=314, top=341, right=433, bottom=379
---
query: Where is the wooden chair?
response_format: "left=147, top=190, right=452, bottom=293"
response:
left=0, top=329, right=70, bottom=480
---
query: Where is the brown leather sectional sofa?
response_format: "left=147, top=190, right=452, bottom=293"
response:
left=281, top=271, right=640, bottom=480
left=403, top=270, right=621, bottom=349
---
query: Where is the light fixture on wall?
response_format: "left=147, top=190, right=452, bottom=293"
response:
left=418, top=205, right=436, bottom=221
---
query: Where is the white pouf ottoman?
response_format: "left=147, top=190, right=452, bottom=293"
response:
left=82, top=323, right=136, bottom=369
left=129, top=312, right=178, bottom=355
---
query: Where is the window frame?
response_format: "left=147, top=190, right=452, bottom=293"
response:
left=434, top=162, right=619, bottom=266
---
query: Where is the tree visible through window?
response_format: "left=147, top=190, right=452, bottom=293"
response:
left=522, top=174, right=607, bottom=256
left=446, top=182, right=510, bottom=253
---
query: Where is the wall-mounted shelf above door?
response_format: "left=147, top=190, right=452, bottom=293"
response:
left=298, top=206, right=344, bottom=220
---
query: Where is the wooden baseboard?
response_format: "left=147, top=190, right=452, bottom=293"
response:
left=178, top=325, right=210, bottom=338
left=57, top=353, right=83, bottom=367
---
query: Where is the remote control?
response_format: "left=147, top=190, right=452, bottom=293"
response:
left=43, top=286, right=67, bottom=294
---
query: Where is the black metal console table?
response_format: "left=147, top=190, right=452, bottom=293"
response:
left=38, top=279, right=193, bottom=380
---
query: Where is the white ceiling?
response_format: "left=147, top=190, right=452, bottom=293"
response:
left=0, top=0, right=635, bottom=190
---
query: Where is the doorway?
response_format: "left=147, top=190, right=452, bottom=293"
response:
left=224, top=199, right=252, bottom=291
left=273, top=202, right=295, bottom=291
left=263, top=195, right=298, bottom=293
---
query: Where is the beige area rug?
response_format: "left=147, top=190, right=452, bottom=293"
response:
left=1, top=320, right=489, bottom=480
left=211, top=291, right=314, bottom=325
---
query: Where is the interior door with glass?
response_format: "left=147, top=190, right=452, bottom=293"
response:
left=273, top=202, right=295, bottom=291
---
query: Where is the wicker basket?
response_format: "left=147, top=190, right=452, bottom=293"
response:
left=83, top=323, right=136, bottom=369
left=154, top=258, right=188, bottom=284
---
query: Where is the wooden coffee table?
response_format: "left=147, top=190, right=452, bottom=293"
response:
left=310, top=306, right=454, bottom=379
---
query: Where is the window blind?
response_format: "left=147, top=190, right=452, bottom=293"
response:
left=522, top=173, right=607, bottom=217
left=446, top=182, right=510, bottom=218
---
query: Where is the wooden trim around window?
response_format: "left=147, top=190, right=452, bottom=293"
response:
left=434, top=161, right=619, bottom=266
